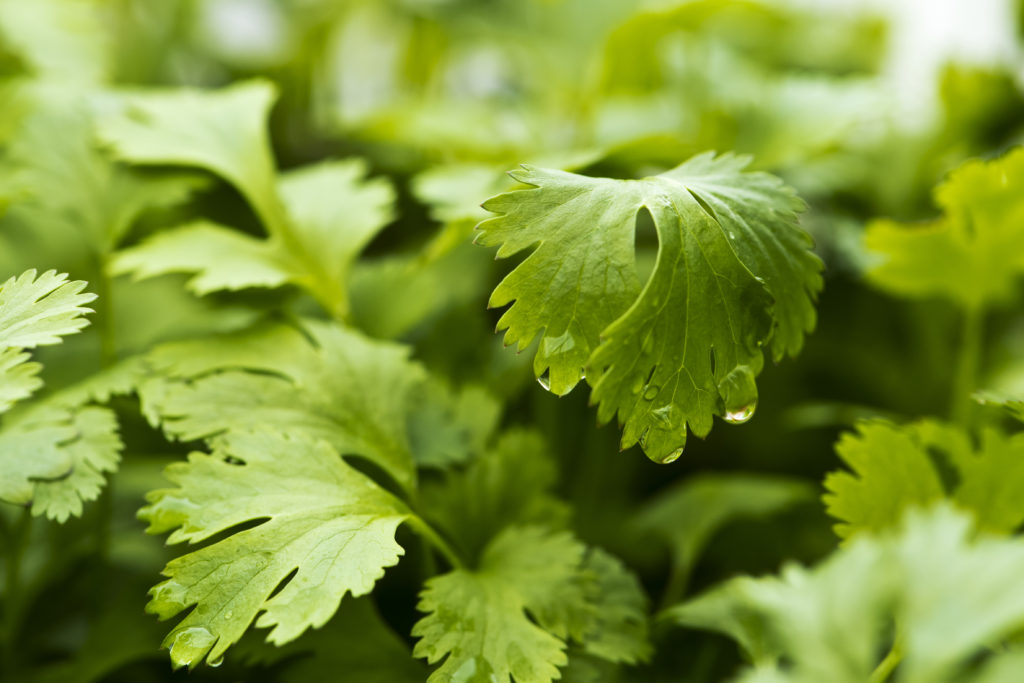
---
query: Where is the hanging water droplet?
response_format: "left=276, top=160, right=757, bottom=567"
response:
left=659, top=448, right=683, bottom=464
left=208, top=655, right=224, bottom=668
left=723, top=401, right=757, bottom=424
left=643, top=385, right=659, bottom=400
left=537, top=370, right=551, bottom=391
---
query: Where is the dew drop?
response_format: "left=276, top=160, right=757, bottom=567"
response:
left=631, top=377, right=644, bottom=394
left=537, top=370, right=551, bottom=391
left=659, top=448, right=683, bottom=464
left=642, top=335, right=655, bottom=354
left=723, top=402, right=757, bottom=424
left=225, top=610, right=233, bottom=620
left=643, top=385, right=659, bottom=400
left=208, top=655, right=224, bottom=668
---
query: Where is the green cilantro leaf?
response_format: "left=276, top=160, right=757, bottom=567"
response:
left=0, top=269, right=96, bottom=413
left=140, top=429, right=410, bottom=670
left=97, top=80, right=282, bottom=230
left=824, top=420, right=1024, bottom=539
left=412, top=526, right=586, bottom=683
left=0, top=269, right=96, bottom=350
left=0, top=347, right=41, bottom=414
left=864, top=147, right=1024, bottom=310
left=139, top=319, right=425, bottom=492
left=477, top=153, right=821, bottom=460
left=101, top=81, right=395, bottom=319
left=22, top=404, right=121, bottom=521
left=576, top=548, right=652, bottom=665
left=413, top=526, right=651, bottom=681
left=665, top=505, right=1024, bottom=683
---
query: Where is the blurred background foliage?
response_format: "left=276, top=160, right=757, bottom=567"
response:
left=1, top=0, right=1024, bottom=681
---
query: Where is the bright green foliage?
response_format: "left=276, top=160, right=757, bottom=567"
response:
left=575, top=549, right=652, bottom=665
left=864, top=148, right=1024, bottom=310
left=825, top=420, right=1024, bottom=538
left=139, top=429, right=411, bottom=670
left=666, top=505, right=1024, bottom=683
left=0, top=269, right=96, bottom=351
left=413, top=526, right=649, bottom=682
left=139, top=319, right=425, bottom=492
left=0, top=269, right=124, bottom=519
left=477, top=152, right=821, bottom=460
left=20, top=404, right=121, bottom=521
left=634, top=473, right=813, bottom=590
left=102, top=82, right=395, bottom=319
left=0, top=269, right=95, bottom=411
left=0, top=0, right=108, bottom=82
left=5, top=91, right=202, bottom=254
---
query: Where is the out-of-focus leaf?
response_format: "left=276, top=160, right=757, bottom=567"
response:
left=666, top=505, right=1024, bottom=683
left=825, top=420, right=1024, bottom=539
left=864, top=148, right=1024, bottom=310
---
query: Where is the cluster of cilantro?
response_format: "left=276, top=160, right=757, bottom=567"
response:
left=3, top=0, right=1024, bottom=681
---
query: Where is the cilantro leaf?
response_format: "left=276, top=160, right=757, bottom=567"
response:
left=97, top=80, right=283, bottom=230
left=413, top=526, right=585, bottom=683
left=824, top=420, right=1024, bottom=539
left=864, top=147, right=1024, bottom=310
left=140, top=429, right=410, bottom=670
left=101, top=81, right=395, bottom=318
left=576, top=548, right=652, bottom=665
left=139, top=319, right=425, bottom=492
left=0, top=269, right=96, bottom=413
left=477, top=153, right=821, bottom=460
left=22, top=404, right=122, bottom=521
left=0, top=269, right=96, bottom=350
left=413, top=526, right=651, bottom=681
left=666, top=505, right=1024, bottom=683
left=0, top=347, right=42, bottom=413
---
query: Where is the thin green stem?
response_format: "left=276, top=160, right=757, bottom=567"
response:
left=659, top=553, right=693, bottom=611
left=951, top=305, right=984, bottom=427
left=96, top=251, right=117, bottom=368
left=3, top=508, right=31, bottom=678
left=869, top=632, right=903, bottom=683
left=406, top=516, right=465, bottom=571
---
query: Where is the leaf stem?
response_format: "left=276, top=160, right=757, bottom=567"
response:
left=951, top=305, right=984, bottom=427
left=96, top=251, right=117, bottom=368
left=406, top=516, right=465, bottom=571
left=659, top=553, right=693, bottom=611
left=869, top=632, right=903, bottom=683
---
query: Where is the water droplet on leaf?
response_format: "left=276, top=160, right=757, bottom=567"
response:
left=643, top=385, right=659, bottom=400
left=659, top=448, right=683, bottom=464
left=631, top=377, right=644, bottom=394
left=537, top=370, right=551, bottom=391
left=724, top=402, right=757, bottom=424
